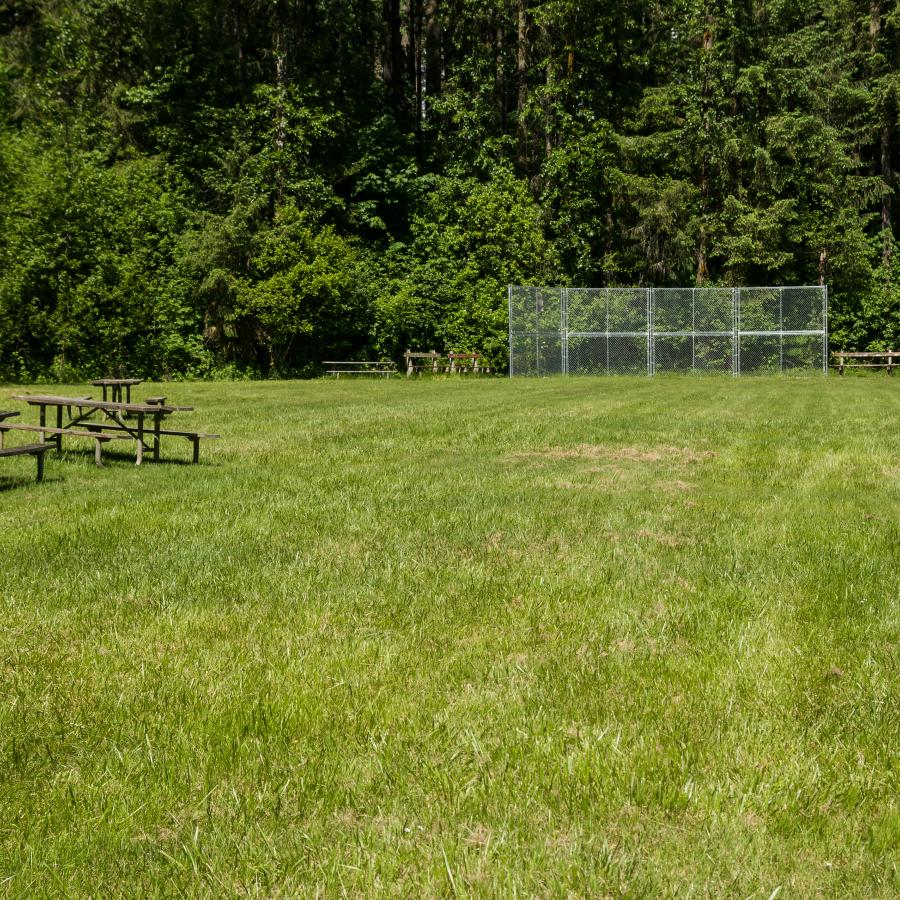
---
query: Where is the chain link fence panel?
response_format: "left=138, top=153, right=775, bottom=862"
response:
left=508, top=285, right=827, bottom=376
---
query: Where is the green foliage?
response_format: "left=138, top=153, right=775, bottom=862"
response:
left=237, top=204, right=363, bottom=375
left=0, top=0, right=898, bottom=378
left=369, top=168, right=561, bottom=365
left=0, top=127, right=201, bottom=379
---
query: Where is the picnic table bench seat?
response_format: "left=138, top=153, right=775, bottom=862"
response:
left=0, top=422, right=131, bottom=466
left=0, top=442, right=50, bottom=482
left=79, top=422, right=221, bottom=463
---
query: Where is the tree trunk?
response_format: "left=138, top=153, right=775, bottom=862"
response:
left=274, top=22, right=287, bottom=202
left=232, top=0, right=246, bottom=99
left=495, top=24, right=506, bottom=132
left=882, top=117, right=893, bottom=265
left=541, top=24, right=553, bottom=160
left=516, top=0, right=528, bottom=167
left=383, top=0, right=404, bottom=109
left=696, top=23, right=713, bottom=284
left=696, top=231, right=708, bottom=284
left=424, top=0, right=441, bottom=103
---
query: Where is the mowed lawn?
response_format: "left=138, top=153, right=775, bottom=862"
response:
left=0, top=376, right=897, bottom=896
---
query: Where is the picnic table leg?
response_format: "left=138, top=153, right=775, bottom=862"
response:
left=55, top=405, right=63, bottom=452
left=94, top=439, right=103, bottom=468
left=192, top=437, right=200, bottom=464
left=36, top=451, right=44, bottom=483
left=153, top=414, right=161, bottom=462
left=135, top=412, right=144, bottom=465
left=126, top=385, right=132, bottom=403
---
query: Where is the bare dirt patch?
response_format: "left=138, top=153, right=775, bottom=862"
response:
left=466, top=823, right=493, bottom=847
left=636, top=528, right=695, bottom=548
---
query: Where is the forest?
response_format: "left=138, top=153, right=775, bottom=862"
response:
left=1, top=0, right=898, bottom=378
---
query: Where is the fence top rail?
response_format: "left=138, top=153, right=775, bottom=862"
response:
left=510, top=284, right=826, bottom=290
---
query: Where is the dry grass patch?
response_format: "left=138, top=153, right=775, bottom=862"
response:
left=509, top=444, right=716, bottom=464
left=635, top=528, right=695, bottom=548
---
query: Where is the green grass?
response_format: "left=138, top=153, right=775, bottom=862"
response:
left=0, top=376, right=898, bottom=896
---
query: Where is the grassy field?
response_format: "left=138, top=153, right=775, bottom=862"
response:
left=0, top=375, right=897, bottom=896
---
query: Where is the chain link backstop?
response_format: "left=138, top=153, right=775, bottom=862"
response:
left=508, top=286, right=827, bottom=376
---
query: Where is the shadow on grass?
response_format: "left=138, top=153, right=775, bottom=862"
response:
left=58, top=447, right=213, bottom=467
left=0, top=474, right=63, bottom=492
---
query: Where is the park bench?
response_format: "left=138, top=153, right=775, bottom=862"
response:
left=323, top=361, right=397, bottom=378
left=404, top=350, right=442, bottom=375
left=0, top=442, right=50, bottom=482
left=0, top=422, right=131, bottom=466
left=447, top=352, right=492, bottom=374
left=832, top=350, right=899, bottom=374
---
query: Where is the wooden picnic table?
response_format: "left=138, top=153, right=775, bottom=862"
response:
left=831, top=350, right=898, bottom=375
left=11, top=394, right=187, bottom=465
left=90, top=378, right=143, bottom=403
left=323, top=361, right=396, bottom=378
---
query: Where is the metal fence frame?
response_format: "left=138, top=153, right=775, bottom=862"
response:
left=508, top=285, right=828, bottom=376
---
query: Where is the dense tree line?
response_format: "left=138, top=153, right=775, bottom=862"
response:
left=0, top=0, right=898, bottom=378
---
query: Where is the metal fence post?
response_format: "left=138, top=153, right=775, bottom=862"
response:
left=647, top=288, right=653, bottom=377
left=823, top=285, right=828, bottom=374
left=605, top=289, right=610, bottom=374
left=508, top=285, right=513, bottom=377
left=779, top=286, right=784, bottom=374
left=732, top=287, right=740, bottom=376
left=562, top=287, right=569, bottom=375
left=692, top=288, right=696, bottom=372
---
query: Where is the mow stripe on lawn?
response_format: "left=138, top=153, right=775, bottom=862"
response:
left=0, top=377, right=897, bottom=896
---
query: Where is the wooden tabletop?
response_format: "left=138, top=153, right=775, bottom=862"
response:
left=90, top=378, right=143, bottom=386
left=11, top=394, right=176, bottom=414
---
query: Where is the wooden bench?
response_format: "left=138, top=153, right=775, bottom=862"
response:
left=447, top=352, right=492, bottom=374
left=0, top=443, right=50, bottom=482
left=404, top=350, right=442, bottom=375
left=323, top=361, right=397, bottom=378
left=832, top=350, right=899, bottom=375
left=79, top=422, right=221, bottom=463
left=0, top=423, right=131, bottom=467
